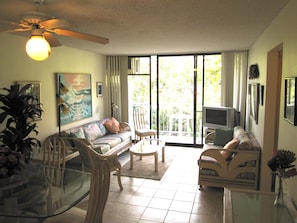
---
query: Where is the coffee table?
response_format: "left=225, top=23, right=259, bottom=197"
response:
left=129, top=139, right=165, bottom=172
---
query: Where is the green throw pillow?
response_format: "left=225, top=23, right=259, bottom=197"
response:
left=214, top=128, right=234, bottom=146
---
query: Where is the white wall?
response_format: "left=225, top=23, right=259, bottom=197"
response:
left=248, top=0, right=297, bottom=202
left=0, top=33, right=107, bottom=144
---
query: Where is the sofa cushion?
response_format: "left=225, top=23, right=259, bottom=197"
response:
left=95, top=120, right=107, bottom=136
left=214, top=128, right=234, bottom=146
left=220, top=139, right=239, bottom=160
left=237, top=134, right=252, bottom=150
left=115, top=131, right=131, bottom=141
left=92, top=135, right=121, bottom=148
left=247, top=132, right=261, bottom=151
left=233, top=126, right=253, bottom=150
left=68, top=127, right=85, bottom=139
left=233, top=126, right=246, bottom=138
left=84, top=123, right=103, bottom=141
left=104, top=117, right=121, bottom=133
left=92, top=144, right=111, bottom=154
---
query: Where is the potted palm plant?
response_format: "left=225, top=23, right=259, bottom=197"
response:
left=0, top=83, right=43, bottom=178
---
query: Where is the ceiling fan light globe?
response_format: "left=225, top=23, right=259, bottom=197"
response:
left=26, top=36, right=51, bottom=61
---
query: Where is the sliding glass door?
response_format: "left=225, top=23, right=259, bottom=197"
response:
left=158, top=55, right=195, bottom=144
left=128, top=54, right=221, bottom=146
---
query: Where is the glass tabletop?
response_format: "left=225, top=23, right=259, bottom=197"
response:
left=229, top=190, right=294, bottom=223
left=130, top=139, right=165, bottom=154
left=0, top=162, right=90, bottom=220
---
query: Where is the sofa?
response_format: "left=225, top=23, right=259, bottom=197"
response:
left=48, top=117, right=132, bottom=156
left=198, top=126, right=261, bottom=190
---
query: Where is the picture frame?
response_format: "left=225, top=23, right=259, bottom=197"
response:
left=97, top=82, right=103, bottom=97
left=56, top=73, right=92, bottom=125
left=259, top=85, right=264, bottom=106
left=284, top=77, right=297, bottom=125
left=17, top=81, right=41, bottom=121
left=249, top=83, right=260, bottom=124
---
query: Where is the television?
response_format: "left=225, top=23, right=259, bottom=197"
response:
left=202, top=106, right=240, bottom=129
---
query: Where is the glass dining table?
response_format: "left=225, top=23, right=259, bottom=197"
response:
left=0, top=161, right=91, bottom=223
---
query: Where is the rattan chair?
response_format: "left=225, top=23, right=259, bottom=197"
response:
left=71, top=138, right=123, bottom=191
left=43, top=136, right=66, bottom=213
left=44, top=138, right=110, bottom=223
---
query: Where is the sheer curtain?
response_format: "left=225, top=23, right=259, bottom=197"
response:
left=233, top=52, right=248, bottom=128
left=221, top=51, right=248, bottom=127
left=233, top=51, right=248, bottom=127
left=106, top=56, right=122, bottom=120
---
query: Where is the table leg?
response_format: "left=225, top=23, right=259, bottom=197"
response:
left=130, top=152, right=134, bottom=169
left=154, top=152, right=158, bottom=172
left=162, top=146, right=165, bottom=162
left=4, top=197, right=18, bottom=223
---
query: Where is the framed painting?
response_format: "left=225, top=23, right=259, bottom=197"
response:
left=249, top=83, right=260, bottom=124
left=17, top=81, right=41, bottom=121
left=284, top=77, right=297, bottom=125
left=96, top=82, right=103, bottom=97
left=56, top=73, right=92, bottom=125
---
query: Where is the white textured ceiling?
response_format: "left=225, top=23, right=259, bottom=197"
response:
left=0, top=0, right=289, bottom=55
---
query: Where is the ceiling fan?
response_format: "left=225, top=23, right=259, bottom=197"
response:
left=0, top=0, right=109, bottom=61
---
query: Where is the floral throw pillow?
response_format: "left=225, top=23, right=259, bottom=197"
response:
left=84, top=123, right=103, bottom=141
left=69, top=127, right=85, bottom=139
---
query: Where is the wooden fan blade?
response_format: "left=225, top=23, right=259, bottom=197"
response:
left=54, top=29, right=109, bottom=44
left=40, top=18, right=70, bottom=29
left=0, top=20, right=29, bottom=27
left=44, top=31, right=62, bottom=47
left=0, top=28, right=31, bottom=33
left=0, top=20, right=31, bottom=30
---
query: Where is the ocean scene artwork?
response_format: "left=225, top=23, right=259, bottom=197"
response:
left=57, top=73, right=92, bottom=125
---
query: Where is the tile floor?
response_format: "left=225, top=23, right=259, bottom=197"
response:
left=77, top=146, right=224, bottom=223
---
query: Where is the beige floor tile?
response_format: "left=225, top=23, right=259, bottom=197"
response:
left=141, top=208, right=168, bottom=222
left=169, top=200, right=194, bottom=213
left=164, top=211, right=191, bottom=223
left=128, top=195, right=152, bottom=206
left=174, top=191, right=196, bottom=202
left=54, top=147, right=224, bottom=223
left=154, top=189, right=176, bottom=199
left=148, top=197, right=172, bottom=209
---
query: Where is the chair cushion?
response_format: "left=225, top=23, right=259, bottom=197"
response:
left=104, top=117, right=121, bottom=133
left=214, top=128, right=234, bottom=146
left=135, top=129, right=156, bottom=136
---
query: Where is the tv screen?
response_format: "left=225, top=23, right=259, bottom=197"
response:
left=203, top=106, right=236, bottom=129
left=205, top=109, right=227, bottom=126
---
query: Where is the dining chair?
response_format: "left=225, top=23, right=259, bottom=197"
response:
left=43, top=136, right=66, bottom=213
left=66, top=138, right=123, bottom=191
left=43, top=136, right=66, bottom=168
left=133, top=106, right=156, bottom=141
left=72, top=138, right=111, bottom=223
left=44, top=138, right=111, bottom=223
